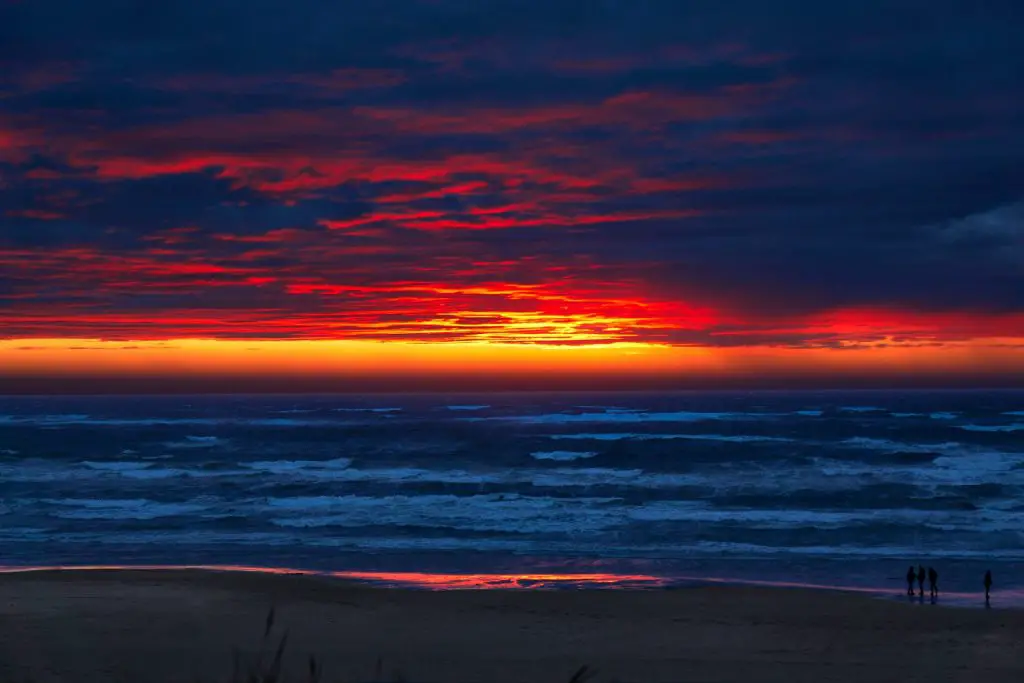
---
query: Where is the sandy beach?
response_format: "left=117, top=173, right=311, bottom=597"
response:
left=0, top=570, right=1021, bottom=682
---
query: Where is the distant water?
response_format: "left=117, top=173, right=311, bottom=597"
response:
left=2, top=391, right=1023, bottom=600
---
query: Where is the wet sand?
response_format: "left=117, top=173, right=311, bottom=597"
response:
left=0, top=569, right=1021, bottom=682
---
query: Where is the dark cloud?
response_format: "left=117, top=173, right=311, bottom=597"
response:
left=1, top=0, right=1023, bottom=346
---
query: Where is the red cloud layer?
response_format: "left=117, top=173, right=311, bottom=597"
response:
left=4, top=50, right=1021, bottom=351
left=3, top=238, right=1024, bottom=346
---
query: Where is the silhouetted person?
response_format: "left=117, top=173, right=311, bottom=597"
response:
left=906, top=565, right=916, bottom=596
left=928, top=567, right=938, bottom=598
left=917, top=565, right=926, bottom=597
left=984, top=570, right=993, bottom=604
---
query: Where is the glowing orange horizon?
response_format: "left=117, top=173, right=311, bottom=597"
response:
left=4, top=337, right=1024, bottom=384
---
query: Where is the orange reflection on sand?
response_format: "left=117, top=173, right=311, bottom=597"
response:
left=328, top=571, right=668, bottom=589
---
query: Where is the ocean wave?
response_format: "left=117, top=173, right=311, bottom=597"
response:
left=8, top=447, right=1024, bottom=497
left=0, top=461, right=90, bottom=482
left=959, top=424, right=1024, bottom=432
left=13, top=453, right=1009, bottom=494
left=243, top=457, right=353, bottom=474
left=117, top=468, right=200, bottom=480
left=632, top=503, right=895, bottom=527
left=549, top=432, right=674, bottom=441
left=245, top=463, right=700, bottom=489
left=530, top=468, right=702, bottom=489
left=267, top=493, right=625, bottom=533
left=6, top=392, right=1024, bottom=569
left=82, top=461, right=154, bottom=472
left=10, top=528, right=1024, bottom=561
left=32, top=490, right=1020, bottom=537
left=678, top=434, right=794, bottom=443
left=466, top=410, right=774, bottom=425
left=0, top=413, right=91, bottom=425
left=840, top=437, right=976, bottom=456
left=165, top=435, right=224, bottom=449
left=548, top=433, right=791, bottom=443
left=530, top=451, right=598, bottom=461
left=886, top=411, right=959, bottom=420
left=43, top=498, right=210, bottom=520
left=76, top=460, right=247, bottom=480
left=644, top=541, right=1024, bottom=560
left=815, top=452, right=1024, bottom=485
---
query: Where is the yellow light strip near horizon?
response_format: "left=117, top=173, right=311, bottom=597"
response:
left=3, top=337, right=1024, bottom=381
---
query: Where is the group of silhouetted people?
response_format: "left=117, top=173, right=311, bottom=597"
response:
left=906, top=565, right=995, bottom=605
left=906, top=565, right=939, bottom=599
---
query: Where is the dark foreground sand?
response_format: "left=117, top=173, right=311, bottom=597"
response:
left=0, top=570, right=1021, bottom=683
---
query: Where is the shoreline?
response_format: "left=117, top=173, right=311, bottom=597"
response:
left=0, top=563, right=1011, bottom=609
left=1, top=567, right=1022, bottom=682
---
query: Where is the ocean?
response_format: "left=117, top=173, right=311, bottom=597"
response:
left=1, top=390, right=1022, bottom=600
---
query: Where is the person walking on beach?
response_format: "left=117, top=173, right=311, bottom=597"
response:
left=928, top=567, right=938, bottom=599
left=984, top=570, right=993, bottom=604
left=906, top=566, right=916, bottom=596
left=917, top=565, right=926, bottom=597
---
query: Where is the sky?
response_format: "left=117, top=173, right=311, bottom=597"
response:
left=2, top=1, right=1023, bottom=391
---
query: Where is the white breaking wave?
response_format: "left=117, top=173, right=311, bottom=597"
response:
left=82, top=462, right=154, bottom=472
left=678, top=434, right=794, bottom=443
left=840, top=437, right=975, bottom=456
left=0, top=414, right=91, bottom=425
left=549, top=433, right=793, bottom=443
left=549, top=432, right=671, bottom=441
left=531, top=451, right=599, bottom=461
left=816, top=452, right=1024, bottom=486
left=115, top=468, right=200, bottom=480
left=244, top=457, right=353, bottom=474
left=960, top=424, right=1024, bottom=432
left=445, top=405, right=490, bottom=411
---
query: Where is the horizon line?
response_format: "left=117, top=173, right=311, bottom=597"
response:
left=3, top=376, right=1024, bottom=395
